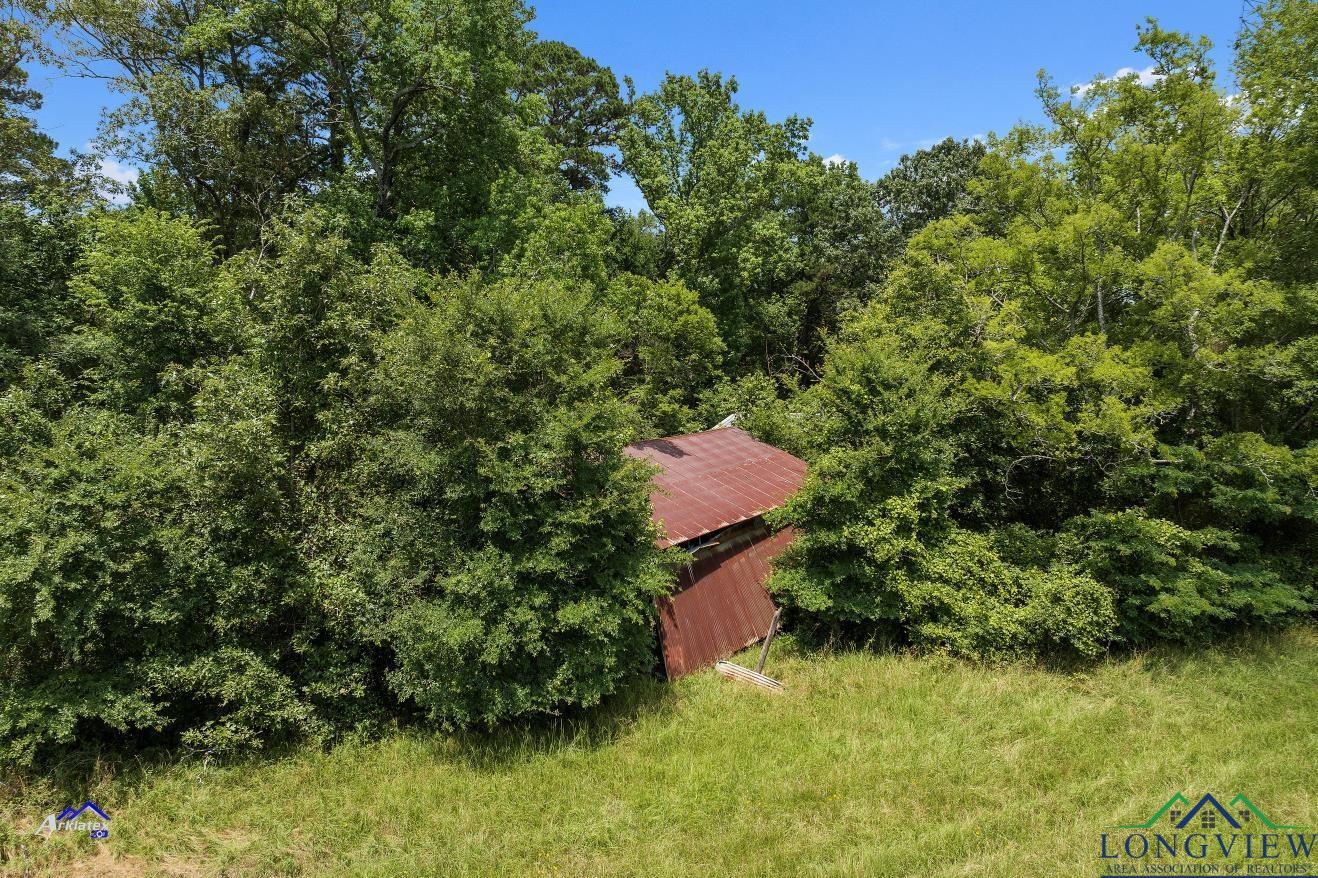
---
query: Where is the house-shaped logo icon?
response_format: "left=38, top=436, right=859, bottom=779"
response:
left=1109, top=792, right=1306, bottom=831
left=1174, top=793, right=1241, bottom=831
left=55, top=801, right=111, bottom=823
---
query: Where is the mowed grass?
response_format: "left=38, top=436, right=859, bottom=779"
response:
left=4, top=625, right=1316, bottom=877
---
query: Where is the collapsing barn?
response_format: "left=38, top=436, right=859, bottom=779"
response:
left=624, top=426, right=807, bottom=678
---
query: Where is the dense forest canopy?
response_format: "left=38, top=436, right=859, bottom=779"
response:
left=0, top=0, right=1313, bottom=764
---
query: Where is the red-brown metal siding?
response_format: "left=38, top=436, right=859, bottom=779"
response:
left=656, top=525, right=795, bottom=678
left=624, top=428, right=808, bottom=548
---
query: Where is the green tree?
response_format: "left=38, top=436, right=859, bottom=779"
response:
left=520, top=39, right=624, bottom=191
left=620, top=71, right=892, bottom=369
left=875, top=137, right=987, bottom=238
left=41, top=0, right=536, bottom=260
left=64, top=210, right=237, bottom=418
left=772, top=8, right=1316, bottom=654
left=226, top=207, right=421, bottom=447
left=307, top=275, right=671, bottom=725
left=607, top=273, right=726, bottom=436
left=0, top=387, right=328, bottom=764
left=767, top=304, right=1116, bottom=657
left=283, top=0, right=533, bottom=256
left=41, top=0, right=327, bottom=253
left=470, top=171, right=615, bottom=288
left=0, top=19, right=83, bottom=388
left=1230, top=0, right=1318, bottom=283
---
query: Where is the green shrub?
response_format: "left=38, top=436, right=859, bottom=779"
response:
left=607, top=274, right=727, bottom=437
left=898, top=530, right=1115, bottom=659
left=307, top=276, right=672, bottom=726
left=1060, top=510, right=1311, bottom=643
left=0, top=401, right=315, bottom=764
left=65, top=210, right=240, bottom=418
left=772, top=474, right=1116, bottom=659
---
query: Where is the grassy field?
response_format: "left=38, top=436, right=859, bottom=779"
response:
left=3, top=625, right=1316, bottom=877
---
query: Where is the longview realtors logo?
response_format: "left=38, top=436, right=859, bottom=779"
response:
left=1099, top=793, right=1314, bottom=876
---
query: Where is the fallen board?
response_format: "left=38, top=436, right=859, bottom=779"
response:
left=715, top=660, right=784, bottom=692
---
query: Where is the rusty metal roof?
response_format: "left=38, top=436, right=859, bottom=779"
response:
left=656, top=525, right=794, bottom=678
left=624, top=427, right=807, bottom=548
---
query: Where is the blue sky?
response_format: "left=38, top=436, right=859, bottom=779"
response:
left=27, top=0, right=1246, bottom=211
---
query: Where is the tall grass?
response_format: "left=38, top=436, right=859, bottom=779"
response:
left=4, top=625, right=1315, bottom=877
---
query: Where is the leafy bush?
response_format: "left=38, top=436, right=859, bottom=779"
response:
left=66, top=210, right=238, bottom=417
left=899, top=530, right=1115, bottom=659
left=1060, top=510, right=1311, bottom=643
left=608, top=274, right=726, bottom=435
left=0, top=403, right=314, bottom=764
left=307, top=276, right=672, bottom=726
left=0, top=201, right=685, bottom=763
left=771, top=460, right=1117, bottom=659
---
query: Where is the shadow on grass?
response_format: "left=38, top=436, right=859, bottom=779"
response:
left=4, top=623, right=1312, bottom=822
left=437, top=672, right=678, bottom=773
left=0, top=670, right=680, bottom=818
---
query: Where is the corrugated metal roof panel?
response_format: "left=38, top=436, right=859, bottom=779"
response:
left=656, top=525, right=795, bottom=678
left=625, top=427, right=807, bottom=547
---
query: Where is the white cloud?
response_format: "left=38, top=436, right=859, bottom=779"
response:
left=85, top=144, right=140, bottom=206
left=1072, top=64, right=1162, bottom=97
left=877, top=135, right=942, bottom=153
left=96, top=158, right=140, bottom=208
left=98, top=156, right=139, bottom=187
left=822, top=153, right=847, bottom=167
